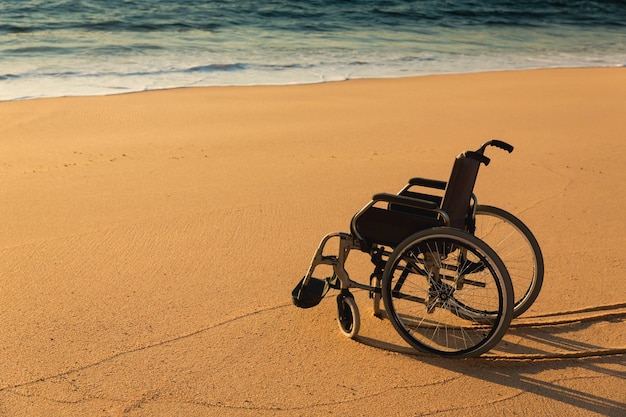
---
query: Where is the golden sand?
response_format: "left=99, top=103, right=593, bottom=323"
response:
left=1, top=68, right=624, bottom=416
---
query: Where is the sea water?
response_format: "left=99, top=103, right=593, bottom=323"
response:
left=1, top=0, right=625, bottom=101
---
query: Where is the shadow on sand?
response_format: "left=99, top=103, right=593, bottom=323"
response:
left=353, top=304, right=626, bottom=417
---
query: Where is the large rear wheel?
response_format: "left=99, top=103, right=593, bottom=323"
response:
left=382, top=228, right=513, bottom=358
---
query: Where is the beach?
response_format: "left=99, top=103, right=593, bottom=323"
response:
left=0, top=68, right=625, bottom=416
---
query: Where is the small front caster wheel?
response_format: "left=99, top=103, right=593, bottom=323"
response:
left=337, top=292, right=360, bottom=339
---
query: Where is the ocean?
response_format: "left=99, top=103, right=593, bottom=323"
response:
left=1, top=0, right=625, bottom=101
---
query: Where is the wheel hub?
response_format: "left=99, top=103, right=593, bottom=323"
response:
left=427, top=282, right=455, bottom=313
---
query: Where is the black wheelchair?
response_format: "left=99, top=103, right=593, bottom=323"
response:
left=292, top=140, right=543, bottom=358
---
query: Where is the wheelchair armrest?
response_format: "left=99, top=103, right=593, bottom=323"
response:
left=407, top=177, right=447, bottom=190
left=372, top=193, right=439, bottom=210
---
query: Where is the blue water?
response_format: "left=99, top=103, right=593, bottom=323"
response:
left=1, top=0, right=625, bottom=101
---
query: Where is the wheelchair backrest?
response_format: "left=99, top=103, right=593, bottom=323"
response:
left=441, top=151, right=488, bottom=229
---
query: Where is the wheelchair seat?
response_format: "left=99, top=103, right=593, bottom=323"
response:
left=351, top=150, right=491, bottom=250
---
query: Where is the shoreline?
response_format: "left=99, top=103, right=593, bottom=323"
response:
left=2, top=64, right=625, bottom=103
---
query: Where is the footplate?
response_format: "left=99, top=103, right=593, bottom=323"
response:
left=291, top=277, right=331, bottom=309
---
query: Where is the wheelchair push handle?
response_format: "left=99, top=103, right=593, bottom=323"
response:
left=476, top=139, right=514, bottom=155
left=460, top=140, right=513, bottom=166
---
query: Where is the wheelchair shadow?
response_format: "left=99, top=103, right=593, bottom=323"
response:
left=354, top=310, right=626, bottom=416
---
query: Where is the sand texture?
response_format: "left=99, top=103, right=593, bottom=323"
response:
left=1, top=68, right=625, bottom=416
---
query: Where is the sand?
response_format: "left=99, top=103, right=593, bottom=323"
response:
left=0, top=68, right=625, bottom=416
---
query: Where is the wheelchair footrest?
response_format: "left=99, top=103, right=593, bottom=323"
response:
left=292, top=277, right=331, bottom=309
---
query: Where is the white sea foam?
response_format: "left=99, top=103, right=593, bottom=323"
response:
left=2, top=50, right=624, bottom=102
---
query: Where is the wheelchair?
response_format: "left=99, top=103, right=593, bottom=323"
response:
left=292, top=140, right=543, bottom=358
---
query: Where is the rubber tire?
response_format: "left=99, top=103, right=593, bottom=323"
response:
left=337, top=294, right=360, bottom=339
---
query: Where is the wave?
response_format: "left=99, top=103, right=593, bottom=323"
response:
left=5, top=45, right=78, bottom=54
left=188, top=64, right=247, bottom=73
left=2, top=0, right=625, bottom=36
left=0, top=62, right=255, bottom=82
left=1, top=0, right=625, bottom=101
